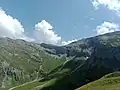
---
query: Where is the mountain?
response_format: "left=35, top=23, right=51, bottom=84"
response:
left=2, top=31, right=120, bottom=90
left=0, top=38, right=66, bottom=89
left=35, top=31, right=120, bottom=90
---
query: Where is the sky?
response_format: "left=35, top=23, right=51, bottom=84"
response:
left=0, top=0, right=120, bottom=45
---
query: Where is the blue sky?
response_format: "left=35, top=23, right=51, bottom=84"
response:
left=0, top=0, right=120, bottom=45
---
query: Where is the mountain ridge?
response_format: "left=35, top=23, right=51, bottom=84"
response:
left=1, top=31, right=120, bottom=90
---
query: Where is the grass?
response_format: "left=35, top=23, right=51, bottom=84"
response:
left=33, top=78, right=57, bottom=90
left=12, top=80, right=47, bottom=90
left=78, top=72, right=120, bottom=90
left=10, top=68, right=69, bottom=90
left=0, top=88, right=8, bottom=90
left=10, top=78, right=57, bottom=90
left=102, top=72, right=120, bottom=79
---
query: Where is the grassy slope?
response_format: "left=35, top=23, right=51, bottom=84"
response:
left=9, top=79, right=57, bottom=90
left=77, top=72, right=120, bottom=90
left=11, top=80, right=46, bottom=90
left=11, top=65, right=70, bottom=90
left=0, top=88, right=8, bottom=90
left=14, top=60, right=84, bottom=90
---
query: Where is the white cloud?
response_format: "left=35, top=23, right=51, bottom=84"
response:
left=62, top=39, right=78, bottom=45
left=0, top=8, right=77, bottom=45
left=95, top=21, right=119, bottom=35
left=92, top=0, right=120, bottom=14
left=0, top=8, right=33, bottom=41
left=34, top=20, right=78, bottom=45
left=34, top=20, right=62, bottom=45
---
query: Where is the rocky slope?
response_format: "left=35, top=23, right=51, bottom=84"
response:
left=0, top=38, right=66, bottom=89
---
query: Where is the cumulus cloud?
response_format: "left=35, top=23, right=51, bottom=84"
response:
left=0, top=8, right=33, bottom=41
left=92, top=0, right=120, bottom=14
left=34, top=20, right=78, bottom=45
left=95, top=21, right=120, bottom=35
left=34, top=20, right=62, bottom=45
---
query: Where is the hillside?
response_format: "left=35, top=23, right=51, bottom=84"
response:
left=77, top=72, right=120, bottom=90
left=0, top=38, right=66, bottom=89
left=2, top=31, right=120, bottom=90
left=36, top=31, right=120, bottom=90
